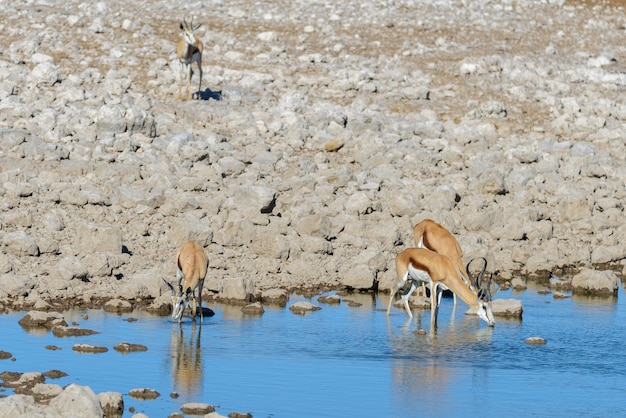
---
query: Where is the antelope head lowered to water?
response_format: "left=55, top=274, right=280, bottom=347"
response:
left=163, top=241, right=209, bottom=322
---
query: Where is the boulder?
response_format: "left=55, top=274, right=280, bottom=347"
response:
left=491, top=299, right=523, bottom=319
left=18, top=311, right=67, bottom=329
left=260, top=288, right=289, bottom=306
left=48, top=384, right=104, bottom=417
left=571, top=269, right=620, bottom=296
left=103, top=299, right=133, bottom=313
left=241, top=302, right=265, bottom=315
left=97, top=391, right=124, bottom=417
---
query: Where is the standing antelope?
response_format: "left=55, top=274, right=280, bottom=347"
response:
left=413, top=219, right=472, bottom=306
left=386, top=247, right=495, bottom=327
left=164, top=241, right=209, bottom=322
left=177, top=17, right=203, bottom=100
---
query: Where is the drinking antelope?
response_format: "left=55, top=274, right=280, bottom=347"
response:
left=386, top=247, right=495, bottom=327
left=413, top=219, right=472, bottom=305
left=164, top=241, right=209, bottom=322
left=177, top=17, right=203, bottom=100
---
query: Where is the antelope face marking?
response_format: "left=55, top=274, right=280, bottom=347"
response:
left=181, top=25, right=197, bottom=47
left=171, top=293, right=187, bottom=321
left=476, top=299, right=495, bottom=327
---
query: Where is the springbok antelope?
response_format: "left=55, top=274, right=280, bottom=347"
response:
left=386, top=247, right=495, bottom=327
left=413, top=219, right=471, bottom=305
left=177, top=17, right=203, bottom=100
left=163, top=241, right=209, bottom=322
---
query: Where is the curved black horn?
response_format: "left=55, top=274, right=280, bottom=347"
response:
left=466, top=257, right=490, bottom=302
left=466, top=257, right=487, bottom=287
left=162, top=278, right=175, bottom=295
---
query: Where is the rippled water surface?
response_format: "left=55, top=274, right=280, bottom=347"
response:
left=2, top=284, right=626, bottom=417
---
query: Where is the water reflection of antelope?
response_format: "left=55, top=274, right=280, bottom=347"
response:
left=388, top=317, right=494, bottom=415
left=170, top=321, right=203, bottom=399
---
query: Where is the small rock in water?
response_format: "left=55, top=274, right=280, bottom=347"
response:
left=113, top=342, right=148, bottom=353
left=229, top=412, right=253, bottom=418
left=289, top=301, right=321, bottom=314
left=318, top=294, right=341, bottom=304
left=43, top=370, right=68, bottom=379
left=525, top=337, right=547, bottom=345
left=180, top=402, right=215, bottom=415
left=52, top=325, right=100, bottom=337
left=241, top=302, right=265, bottom=315
left=129, top=388, right=160, bottom=400
left=72, top=344, right=108, bottom=353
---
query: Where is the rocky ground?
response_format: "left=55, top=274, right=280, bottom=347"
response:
left=2, top=0, right=626, bottom=414
left=0, top=0, right=626, bottom=331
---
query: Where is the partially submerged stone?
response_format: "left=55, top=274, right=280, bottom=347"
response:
left=525, top=337, right=547, bottom=345
left=52, top=325, right=99, bottom=337
left=18, top=311, right=67, bottom=329
left=103, top=299, right=133, bottom=313
left=45, top=345, right=62, bottom=351
left=491, top=299, right=523, bottom=318
left=241, top=302, right=265, bottom=315
left=113, top=342, right=148, bottom=353
left=289, top=301, right=321, bottom=314
left=318, top=294, right=341, bottom=304
left=129, top=388, right=160, bottom=400
left=43, top=370, right=68, bottom=379
left=98, top=391, right=124, bottom=417
left=511, top=277, right=527, bottom=290
left=1, top=372, right=44, bottom=391
left=228, top=412, right=253, bottom=418
left=180, top=402, right=215, bottom=415
left=72, top=344, right=108, bottom=353
left=571, top=269, right=619, bottom=296
left=260, top=288, right=289, bottom=306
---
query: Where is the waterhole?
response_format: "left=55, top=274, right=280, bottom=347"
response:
left=1, top=284, right=625, bottom=417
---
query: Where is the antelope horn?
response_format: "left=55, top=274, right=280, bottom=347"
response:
left=466, top=257, right=488, bottom=298
left=162, top=278, right=175, bottom=296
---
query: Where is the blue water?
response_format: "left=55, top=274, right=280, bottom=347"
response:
left=1, top=284, right=625, bottom=417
